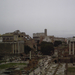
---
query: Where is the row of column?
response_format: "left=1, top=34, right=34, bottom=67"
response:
left=13, top=42, right=20, bottom=54
left=69, top=42, right=74, bottom=55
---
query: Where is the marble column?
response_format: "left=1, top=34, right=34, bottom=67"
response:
left=13, top=43, right=14, bottom=53
left=15, top=43, right=16, bottom=54
left=69, top=42, right=71, bottom=55
left=73, top=42, right=74, bottom=55
left=18, top=41, right=19, bottom=54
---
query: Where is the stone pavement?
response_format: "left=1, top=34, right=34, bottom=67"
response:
left=29, top=56, right=52, bottom=75
left=46, top=63, right=58, bottom=75
left=56, top=63, right=66, bottom=75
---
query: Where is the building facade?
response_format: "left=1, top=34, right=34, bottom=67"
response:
left=43, top=36, right=52, bottom=42
left=0, top=35, right=2, bottom=42
left=54, top=37, right=65, bottom=42
left=0, top=30, right=25, bottom=54
left=68, top=37, right=75, bottom=55
left=33, top=29, right=47, bottom=43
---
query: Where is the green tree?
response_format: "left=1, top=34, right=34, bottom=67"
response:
left=40, top=42, right=54, bottom=55
left=54, top=41, right=62, bottom=47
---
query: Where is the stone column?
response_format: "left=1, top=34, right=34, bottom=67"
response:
left=73, top=42, right=74, bottom=55
left=13, top=43, right=14, bottom=53
left=18, top=41, right=19, bottom=54
left=69, top=42, right=71, bottom=55
left=36, top=45, right=37, bottom=51
left=15, top=43, right=16, bottom=54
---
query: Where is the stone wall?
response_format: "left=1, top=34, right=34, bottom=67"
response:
left=0, top=43, right=13, bottom=54
left=0, top=42, right=24, bottom=54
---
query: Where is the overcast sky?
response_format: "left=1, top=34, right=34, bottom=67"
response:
left=0, top=0, right=75, bottom=38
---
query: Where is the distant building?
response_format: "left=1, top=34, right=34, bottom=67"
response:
left=48, top=36, right=54, bottom=43
left=43, top=36, right=52, bottom=42
left=0, top=30, right=37, bottom=54
left=33, top=29, right=55, bottom=44
left=1, top=30, right=25, bottom=42
left=0, top=30, right=25, bottom=54
left=33, top=29, right=47, bottom=42
left=45, top=29, right=47, bottom=36
left=54, top=37, right=65, bottom=42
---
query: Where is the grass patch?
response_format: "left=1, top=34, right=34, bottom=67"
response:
left=67, top=67, right=75, bottom=72
left=0, top=63, right=27, bottom=69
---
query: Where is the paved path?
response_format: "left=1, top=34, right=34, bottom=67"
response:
left=55, top=63, right=66, bottom=75
left=29, top=56, right=52, bottom=75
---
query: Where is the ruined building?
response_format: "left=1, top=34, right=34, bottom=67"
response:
left=0, top=30, right=25, bottom=54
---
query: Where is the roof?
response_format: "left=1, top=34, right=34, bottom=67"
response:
left=0, top=34, right=13, bottom=37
